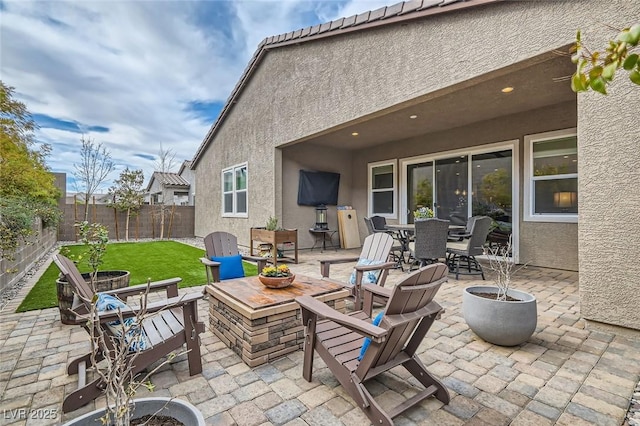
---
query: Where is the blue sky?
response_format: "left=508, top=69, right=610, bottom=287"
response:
left=1, top=0, right=396, bottom=192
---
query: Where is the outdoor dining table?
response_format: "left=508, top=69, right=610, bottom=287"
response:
left=385, top=223, right=466, bottom=256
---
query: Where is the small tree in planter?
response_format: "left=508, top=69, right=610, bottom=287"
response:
left=483, top=237, right=526, bottom=301
left=462, top=236, right=538, bottom=346
left=76, top=221, right=109, bottom=287
left=57, top=222, right=130, bottom=325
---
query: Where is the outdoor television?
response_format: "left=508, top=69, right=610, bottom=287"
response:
left=297, top=170, right=340, bottom=206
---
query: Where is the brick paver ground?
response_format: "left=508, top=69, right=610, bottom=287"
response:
left=1, top=245, right=639, bottom=425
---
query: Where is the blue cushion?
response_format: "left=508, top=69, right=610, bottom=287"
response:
left=96, top=293, right=148, bottom=352
left=358, top=311, right=385, bottom=361
left=349, top=259, right=385, bottom=285
left=211, top=254, right=245, bottom=280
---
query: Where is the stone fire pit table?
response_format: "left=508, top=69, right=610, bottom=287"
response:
left=205, top=274, right=349, bottom=367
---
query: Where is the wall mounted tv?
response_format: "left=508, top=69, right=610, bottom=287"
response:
left=297, top=170, right=340, bottom=206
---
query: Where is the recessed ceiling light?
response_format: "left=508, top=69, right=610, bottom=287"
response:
left=572, top=159, right=577, bottom=162
left=455, top=160, right=460, bottom=163
left=501, top=86, right=514, bottom=93
left=409, top=115, right=418, bottom=119
left=563, top=155, right=569, bottom=159
left=351, top=132, right=359, bottom=136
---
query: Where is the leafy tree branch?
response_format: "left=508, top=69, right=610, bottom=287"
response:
left=571, top=23, right=640, bottom=94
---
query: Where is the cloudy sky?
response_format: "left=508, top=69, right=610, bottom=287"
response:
left=1, top=0, right=396, bottom=192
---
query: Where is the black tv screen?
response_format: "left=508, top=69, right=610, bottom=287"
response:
left=297, top=170, right=340, bottom=206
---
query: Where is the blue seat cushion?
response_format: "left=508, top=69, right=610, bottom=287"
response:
left=349, top=259, right=385, bottom=285
left=357, top=310, right=385, bottom=361
left=210, top=254, right=245, bottom=280
left=96, top=293, right=148, bottom=352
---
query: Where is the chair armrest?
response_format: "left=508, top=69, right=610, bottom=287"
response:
left=354, top=261, right=396, bottom=272
left=296, top=295, right=387, bottom=342
left=106, top=278, right=182, bottom=299
left=241, top=255, right=267, bottom=271
left=384, top=301, right=444, bottom=327
left=95, top=292, right=203, bottom=323
left=362, top=284, right=392, bottom=298
left=200, top=257, right=221, bottom=267
left=320, top=257, right=360, bottom=277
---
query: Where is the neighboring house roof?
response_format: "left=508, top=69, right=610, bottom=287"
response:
left=191, top=0, right=503, bottom=167
left=146, top=172, right=190, bottom=192
left=178, top=160, right=193, bottom=176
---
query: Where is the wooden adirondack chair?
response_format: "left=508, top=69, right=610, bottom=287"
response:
left=200, top=231, right=267, bottom=283
left=297, top=263, right=450, bottom=425
left=53, top=254, right=205, bottom=413
left=320, top=232, right=397, bottom=310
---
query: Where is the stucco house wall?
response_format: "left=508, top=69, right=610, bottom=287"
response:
left=193, top=1, right=639, bottom=328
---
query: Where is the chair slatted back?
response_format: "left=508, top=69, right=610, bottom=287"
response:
left=370, top=216, right=387, bottom=233
left=204, top=231, right=241, bottom=258
left=363, top=217, right=375, bottom=235
left=414, top=219, right=450, bottom=261
left=54, top=254, right=95, bottom=302
left=467, top=216, right=492, bottom=255
left=356, top=263, right=448, bottom=376
left=359, top=233, right=394, bottom=263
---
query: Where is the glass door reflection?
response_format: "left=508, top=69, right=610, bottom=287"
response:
left=406, top=162, right=433, bottom=223
left=435, top=156, right=468, bottom=226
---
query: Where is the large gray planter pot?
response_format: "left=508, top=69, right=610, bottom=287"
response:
left=61, top=397, right=205, bottom=426
left=462, top=285, right=537, bottom=346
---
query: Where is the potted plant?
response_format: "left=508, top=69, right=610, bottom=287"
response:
left=57, top=221, right=130, bottom=324
left=258, top=264, right=295, bottom=288
left=462, top=236, right=537, bottom=346
left=413, top=206, right=435, bottom=220
left=62, top=285, right=204, bottom=426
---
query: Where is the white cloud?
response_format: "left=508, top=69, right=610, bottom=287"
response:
left=1, top=0, right=398, bottom=190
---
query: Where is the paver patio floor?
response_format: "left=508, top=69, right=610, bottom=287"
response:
left=1, top=245, right=639, bottom=425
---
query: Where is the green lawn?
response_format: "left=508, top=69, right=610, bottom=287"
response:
left=16, top=240, right=258, bottom=312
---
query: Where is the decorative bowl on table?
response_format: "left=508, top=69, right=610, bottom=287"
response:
left=259, top=265, right=295, bottom=289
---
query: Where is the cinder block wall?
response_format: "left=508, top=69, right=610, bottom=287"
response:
left=0, top=220, right=57, bottom=294
left=58, top=205, right=195, bottom=241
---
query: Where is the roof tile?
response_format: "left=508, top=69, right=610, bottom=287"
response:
left=401, top=0, right=424, bottom=14
left=355, top=11, right=370, bottom=25
left=419, top=0, right=443, bottom=10
left=369, top=6, right=387, bottom=21
left=342, top=15, right=357, bottom=27
left=385, top=2, right=404, bottom=17
left=330, top=18, right=344, bottom=30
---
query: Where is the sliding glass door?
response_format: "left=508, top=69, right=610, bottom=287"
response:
left=403, top=147, right=514, bottom=235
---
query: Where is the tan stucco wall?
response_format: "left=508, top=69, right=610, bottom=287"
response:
left=193, top=0, right=637, bottom=327
left=578, top=26, right=640, bottom=330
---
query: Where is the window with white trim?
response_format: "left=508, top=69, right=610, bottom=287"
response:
left=368, top=160, right=397, bottom=218
left=222, top=163, right=247, bottom=217
left=524, top=129, right=577, bottom=222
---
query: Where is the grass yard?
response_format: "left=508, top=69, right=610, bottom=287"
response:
left=16, top=240, right=258, bottom=312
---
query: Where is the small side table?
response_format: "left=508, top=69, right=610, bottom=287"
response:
left=309, top=228, right=337, bottom=252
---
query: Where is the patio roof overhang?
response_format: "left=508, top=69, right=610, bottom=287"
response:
left=283, top=48, right=576, bottom=151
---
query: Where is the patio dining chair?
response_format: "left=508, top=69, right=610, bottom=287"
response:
left=408, top=218, right=450, bottom=270
left=446, top=216, right=492, bottom=279
left=296, top=263, right=450, bottom=426
left=53, top=254, right=205, bottom=413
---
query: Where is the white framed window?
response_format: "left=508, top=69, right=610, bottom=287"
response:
left=524, top=129, right=577, bottom=223
left=368, top=160, right=397, bottom=218
left=222, top=163, right=248, bottom=217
